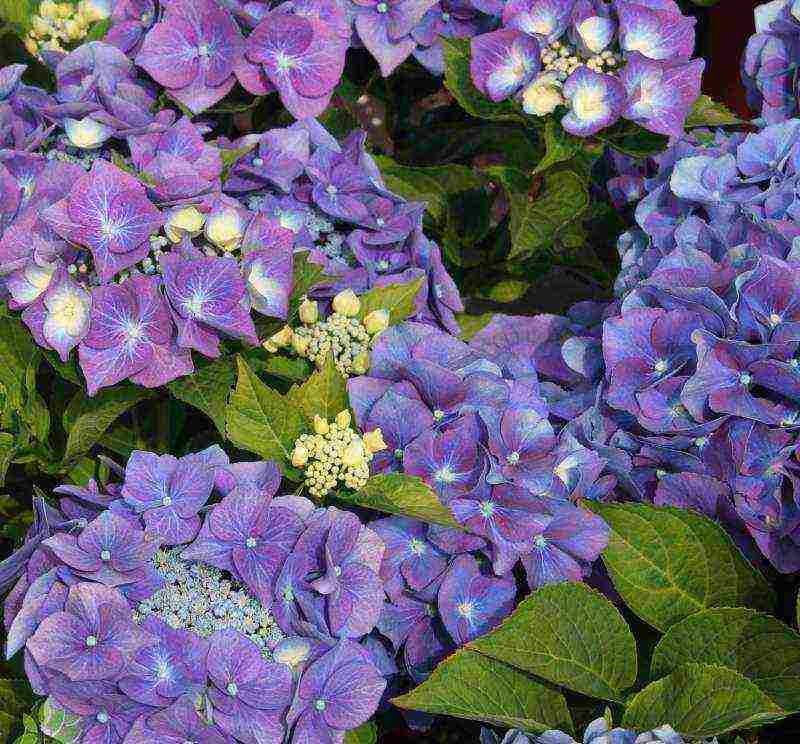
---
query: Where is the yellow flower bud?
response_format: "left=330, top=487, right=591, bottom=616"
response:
left=298, top=298, right=318, bottom=325
left=57, top=3, right=72, bottom=18
left=363, top=309, right=389, bottom=335
left=331, top=289, right=360, bottom=317
left=291, top=444, right=309, bottom=468
left=204, top=208, right=244, bottom=252
left=79, top=0, right=110, bottom=22
left=24, top=37, right=39, bottom=56
left=291, top=333, right=310, bottom=356
left=335, top=410, right=352, bottom=429
left=165, top=206, right=206, bottom=243
left=351, top=350, right=370, bottom=375
left=39, top=1, right=57, bottom=18
left=313, top=415, right=330, bottom=435
left=363, top=428, right=387, bottom=454
left=31, top=16, right=50, bottom=36
left=64, top=19, right=84, bottom=40
left=267, top=325, right=293, bottom=349
left=341, top=439, right=366, bottom=468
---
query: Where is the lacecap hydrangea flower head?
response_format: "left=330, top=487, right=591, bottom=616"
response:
left=469, top=0, right=705, bottom=137
left=3, top=447, right=388, bottom=743
left=0, top=60, right=462, bottom=396
left=569, top=115, right=800, bottom=575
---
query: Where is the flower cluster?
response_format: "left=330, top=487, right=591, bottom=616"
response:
left=742, top=0, right=800, bottom=124
left=470, top=0, right=704, bottom=137
left=347, top=318, right=611, bottom=677
left=270, top=289, right=390, bottom=376
left=573, top=115, right=800, bottom=575
left=0, top=61, right=462, bottom=394
left=481, top=719, right=719, bottom=744
left=291, top=410, right=388, bottom=496
left=23, top=0, right=110, bottom=60
left=3, top=448, right=388, bottom=743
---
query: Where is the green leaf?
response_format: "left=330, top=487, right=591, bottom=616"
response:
left=168, top=356, right=236, bottom=436
left=259, top=355, right=313, bottom=382
left=392, top=649, right=572, bottom=734
left=288, top=252, right=334, bottom=321
left=532, top=120, right=581, bottom=176
left=356, top=276, right=425, bottom=326
left=0, top=0, right=34, bottom=32
left=43, top=349, right=81, bottom=385
left=39, top=697, right=82, bottom=743
left=0, top=432, right=17, bottom=486
left=475, top=280, right=530, bottom=303
left=220, top=143, right=256, bottom=182
left=20, top=352, right=49, bottom=444
left=85, top=18, right=111, bottom=41
left=442, top=38, right=526, bottom=123
left=588, top=502, right=775, bottom=632
left=62, top=387, right=153, bottom=464
left=596, top=123, right=669, bottom=159
left=296, top=354, right=349, bottom=423
left=344, top=472, right=461, bottom=529
left=487, top=167, right=589, bottom=260
left=226, top=356, right=306, bottom=469
left=651, top=608, right=800, bottom=711
left=344, top=721, right=377, bottom=744
left=685, top=94, right=743, bottom=128
left=12, top=713, right=39, bottom=744
left=0, top=678, right=32, bottom=716
left=623, top=664, right=786, bottom=738
left=456, top=312, right=494, bottom=341
left=468, top=582, right=637, bottom=701
left=0, top=310, right=37, bottom=413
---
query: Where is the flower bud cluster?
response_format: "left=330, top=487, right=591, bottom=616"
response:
left=291, top=410, right=387, bottom=498
left=132, top=548, right=284, bottom=659
left=541, top=40, right=582, bottom=80
left=266, top=290, right=390, bottom=377
left=25, top=0, right=109, bottom=59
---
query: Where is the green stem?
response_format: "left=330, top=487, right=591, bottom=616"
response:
left=155, top=395, right=170, bottom=453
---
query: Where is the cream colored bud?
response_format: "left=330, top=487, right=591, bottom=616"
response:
left=291, top=443, right=309, bottom=468
left=291, top=333, right=310, bottom=356
left=341, top=439, right=366, bottom=468
left=165, top=206, right=206, bottom=243
left=64, top=19, right=84, bottom=40
left=351, top=350, right=370, bottom=375
left=267, top=325, right=293, bottom=349
left=63, top=117, right=113, bottom=149
left=57, top=3, right=72, bottom=18
left=24, top=37, right=39, bottom=56
left=332, top=289, right=360, bottom=317
left=39, top=1, right=57, bottom=18
left=298, top=298, right=318, bottom=325
left=363, top=309, right=389, bottom=335
left=363, top=428, right=387, bottom=454
left=313, top=415, right=330, bottom=435
left=335, top=410, right=352, bottom=428
left=205, top=208, right=244, bottom=252
left=522, top=73, right=565, bottom=117
left=31, top=16, right=49, bottom=36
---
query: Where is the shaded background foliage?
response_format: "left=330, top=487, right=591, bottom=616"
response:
left=0, top=1, right=793, bottom=743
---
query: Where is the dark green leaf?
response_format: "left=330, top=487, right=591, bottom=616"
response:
left=488, top=167, right=589, bottom=260
left=588, top=502, right=775, bottom=632
left=532, top=119, right=581, bottom=176
left=456, top=313, right=495, bottom=341
left=344, top=721, right=377, bottom=744
left=596, top=124, right=669, bottom=159
left=295, top=354, right=349, bottom=423
left=62, top=387, right=153, bottom=464
left=651, top=608, right=800, bottom=711
left=393, top=649, right=572, bottom=734
left=623, top=664, right=786, bottom=738
left=345, top=472, right=461, bottom=529
left=685, top=95, right=743, bottom=128
left=356, top=276, right=425, bottom=326
left=168, top=356, right=236, bottom=436
left=468, top=582, right=637, bottom=701
left=226, top=356, right=307, bottom=470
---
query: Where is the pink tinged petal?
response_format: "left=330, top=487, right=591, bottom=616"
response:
left=562, top=67, right=626, bottom=137
left=234, top=54, right=275, bottom=95
left=617, top=1, right=696, bottom=60
left=327, top=562, right=383, bottom=638
left=44, top=533, right=101, bottom=572
left=320, top=652, right=386, bottom=729
left=355, top=13, right=417, bottom=78
left=136, top=19, right=200, bottom=89
left=289, top=33, right=345, bottom=99
left=199, top=6, right=243, bottom=87
left=170, top=73, right=237, bottom=115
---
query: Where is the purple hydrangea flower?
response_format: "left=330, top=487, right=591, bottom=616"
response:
left=286, top=640, right=387, bottom=743
left=562, top=67, right=626, bottom=137
left=121, top=450, right=217, bottom=544
left=124, top=695, right=228, bottom=744
left=471, top=29, right=540, bottom=102
left=27, top=582, right=154, bottom=682
left=136, top=0, right=244, bottom=114
left=42, top=159, right=162, bottom=283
